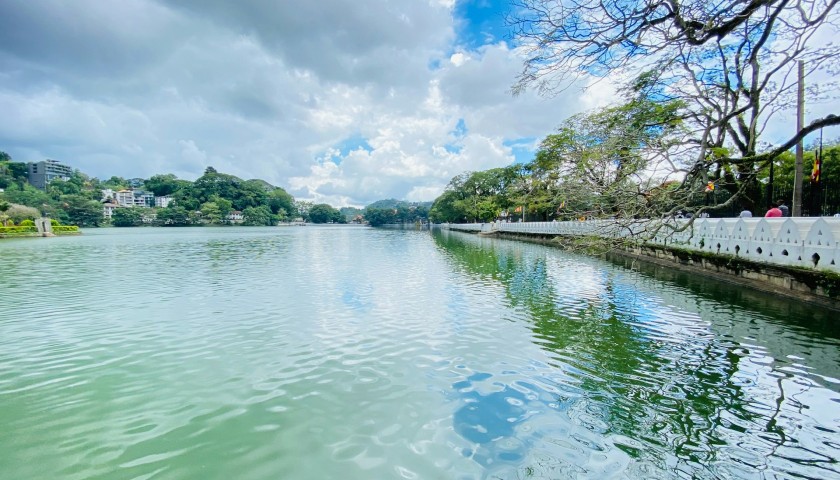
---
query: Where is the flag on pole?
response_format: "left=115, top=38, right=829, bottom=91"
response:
left=811, top=148, right=821, bottom=183
left=811, top=129, right=824, bottom=216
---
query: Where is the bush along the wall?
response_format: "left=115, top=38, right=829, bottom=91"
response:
left=0, top=225, right=38, bottom=235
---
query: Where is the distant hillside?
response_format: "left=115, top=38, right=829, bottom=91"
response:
left=340, top=206, right=363, bottom=221
left=365, top=199, right=433, bottom=210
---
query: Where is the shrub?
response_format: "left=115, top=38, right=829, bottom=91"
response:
left=53, top=225, right=80, bottom=233
left=5, top=204, right=40, bottom=224
left=0, top=225, right=37, bottom=234
left=19, top=219, right=35, bottom=227
left=50, top=219, right=60, bottom=226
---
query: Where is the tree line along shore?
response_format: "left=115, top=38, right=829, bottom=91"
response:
left=0, top=157, right=431, bottom=229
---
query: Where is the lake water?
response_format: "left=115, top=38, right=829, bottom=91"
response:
left=1, top=226, right=838, bottom=479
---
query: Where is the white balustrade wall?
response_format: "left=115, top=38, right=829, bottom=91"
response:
left=440, top=218, right=840, bottom=273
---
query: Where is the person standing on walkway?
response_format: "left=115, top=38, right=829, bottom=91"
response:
left=765, top=203, right=783, bottom=218
left=777, top=199, right=790, bottom=217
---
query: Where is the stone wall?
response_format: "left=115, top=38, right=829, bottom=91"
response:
left=440, top=218, right=840, bottom=273
left=439, top=218, right=840, bottom=308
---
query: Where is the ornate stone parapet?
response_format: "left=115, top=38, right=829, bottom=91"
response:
left=440, top=218, right=840, bottom=273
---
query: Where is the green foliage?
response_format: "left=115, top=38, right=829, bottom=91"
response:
left=7, top=162, right=28, bottom=180
left=366, top=203, right=430, bottom=226
left=429, top=190, right=465, bottom=223
left=366, top=199, right=432, bottom=212
left=158, top=206, right=192, bottom=226
left=144, top=174, right=187, bottom=196
left=295, top=201, right=313, bottom=220
left=0, top=160, right=28, bottom=189
left=0, top=225, right=37, bottom=235
left=510, top=0, right=840, bottom=223
left=429, top=168, right=518, bottom=223
left=188, top=210, right=203, bottom=224
left=100, top=176, right=129, bottom=190
left=111, top=208, right=144, bottom=227
left=0, top=162, right=300, bottom=229
left=50, top=218, right=59, bottom=226
left=1, top=183, right=52, bottom=209
left=308, top=203, right=343, bottom=223
left=19, top=219, right=35, bottom=226
left=534, top=99, right=684, bottom=218
left=61, top=195, right=103, bottom=227
left=235, top=182, right=269, bottom=210
left=199, top=201, right=224, bottom=224
left=196, top=194, right=234, bottom=224
left=267, top=188, right=296, bottom=218
left=244, top=179, right=275, bottom=191
left=364, top=208, right=397, bottom=226
left=173, top=169, right=269, bottom=212
left=430, top=98, right=694, bottom=224
left=210, top=195, right=233, bottom=217
left=47, top=171, right=91, bottom=200
left=366, top=199, right=401, bottom=209
left=757, top=142, right=840, bottom=215
left=3, top=204, right=40, bottom=224
left=340, top=206, right=363, bottom=222
left=242, top=205, right=276, bottom=226
left=47, top=178, right=81, bottom=197
left=52, top=225, right=80, bottom=233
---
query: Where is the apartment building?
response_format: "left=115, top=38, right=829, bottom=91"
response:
left=27, top=159, right=73, bottom=189
left=114, top=189, right=154, bottom=208
left=102, top=201, right=119, bottom=219
left=155, top=196, right=173, bottom=208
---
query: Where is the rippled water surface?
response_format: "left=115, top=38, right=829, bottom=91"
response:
left=1, top=226, right=839, bottom=479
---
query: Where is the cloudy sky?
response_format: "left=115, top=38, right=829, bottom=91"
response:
left=1, top=1, right=835, bottom=207
left=0, top=0, right=620, bottom=206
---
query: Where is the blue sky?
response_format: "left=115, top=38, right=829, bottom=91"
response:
left=0, top=0, right=614, bottom=206
left=455, top=0, right=511, bottom=49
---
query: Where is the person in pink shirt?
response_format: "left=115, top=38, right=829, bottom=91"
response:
left=765, top=203, right=783, bottom=217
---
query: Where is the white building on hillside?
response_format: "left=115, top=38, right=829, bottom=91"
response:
left=102, top=202, right=119, bottom=219
left=155, top=196, right=173, bottom=208
left=115, top=189, right=154, bottom=208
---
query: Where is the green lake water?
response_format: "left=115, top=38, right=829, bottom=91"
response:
left=1, top=226, right=838, bottom=479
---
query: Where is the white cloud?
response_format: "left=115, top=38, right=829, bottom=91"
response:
left=0, top=1, right=618, bottom=207
left=450, top=52, right=468, bottom=67
left=406, top=185, right=446, bottom=201
left=178, top=140, right=208, bottom=169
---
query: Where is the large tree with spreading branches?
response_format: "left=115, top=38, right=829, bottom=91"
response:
left=508, top=0, right=840, bottom=234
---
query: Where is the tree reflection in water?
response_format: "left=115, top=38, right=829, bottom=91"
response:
left=433, top=229, right=840, bottom=479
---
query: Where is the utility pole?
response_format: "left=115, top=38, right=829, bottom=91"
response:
left=766, top=159, right=774, bottom=207
left=792, top=60, right=805, bottom=216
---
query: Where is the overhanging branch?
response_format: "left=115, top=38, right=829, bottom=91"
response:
left=723, top=114, right=840, bottom=165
